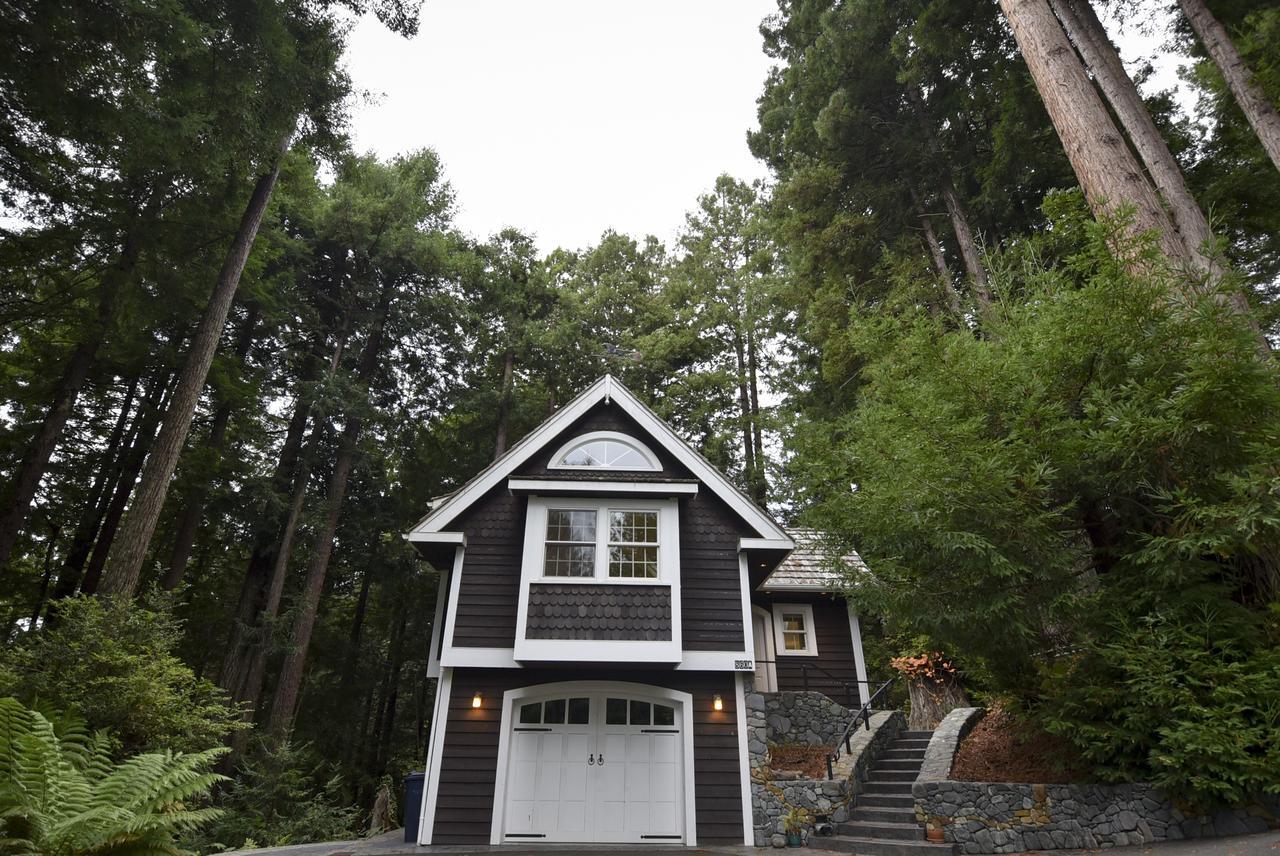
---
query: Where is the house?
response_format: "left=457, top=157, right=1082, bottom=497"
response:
left=406, top=374, right=870, bottom=846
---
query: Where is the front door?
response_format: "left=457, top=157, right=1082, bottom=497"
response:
left=502, top=692, right=685, bottom=843
left=752, top=607, right=778, bottom=691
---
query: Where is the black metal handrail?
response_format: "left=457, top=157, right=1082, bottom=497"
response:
left=825, top=676, right=895, bottom=780
left=752, top=659, right=874, bottom=710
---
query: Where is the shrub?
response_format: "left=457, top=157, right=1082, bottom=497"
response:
left=0, top=696, right=225, bottom=856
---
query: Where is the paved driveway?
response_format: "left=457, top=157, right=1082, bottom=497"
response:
left=231, top=829, right=1280, bottom=856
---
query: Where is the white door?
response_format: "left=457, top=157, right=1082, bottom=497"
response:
left=752, top=607, right=778, bottom=692
left=503, top=692, right=685, bottom=843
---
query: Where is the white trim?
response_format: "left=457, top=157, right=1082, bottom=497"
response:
left=734, top=672, right=752, bottom=845
left=846, top=601, right=871, bottom=707
left=425, top=570, right=449, bottom=679
left=406, top=374, right=787, bottom=541
left=676, top=651, right=755, bottom=670
left=507, top=477, right=698, bottom=496
left=758, top=583, right=838, bottom=593
left=405, top=530, right=466, bottom=545
left=418, top=666, right=453, bottom=844
left=515, top=497, right=682, bottom=663
left=440, top=646, right=518, bottom=668
left=547, top=429, right=662, bottom=472
left=488, top=680, right=697, bottom=846
left=772, top=603, right=820, bottom=657
left=738, top=554, right=753, bottom=660
left=438, top=546, right=464, bottom=659
left=750, top=606, right=778, bottom=692
left=739, top=537, right=795, bottom=551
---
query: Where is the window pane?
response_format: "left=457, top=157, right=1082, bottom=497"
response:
left=609, top=510, right=658, bottom=543
left=543, top=698, right=566, bottom=724
left=546, top=509, right=596, bottom=542
left=654, top=704, right=675, bottom=726
left=783, top=614, right=806, bottom=632
left=608, top=445, right=648, bottom=467
left=629, top=700, right=651, bottom=725
left=544, top=543, right=595, bottom=577
left=519, top=702, right=541, bottom=724
left=567, top=697, right=590, bottom=724
left=783, top=631, right=807, bottom=651
left=606, top=697, right=627, bottom=725
left=608, top=545, right=658, bottom=578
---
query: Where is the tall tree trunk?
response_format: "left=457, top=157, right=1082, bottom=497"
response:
left=99, top=137, right=289, bottom=599
left=0, top=232, right=142, bottom=569
left=745, top=324, right=767, bottom=505
left=28, top=523, right=61, bottom=627
left=999, top=0, right=1189, bottom=268
left=80, top=370, right=177, bottom=595
left=911, top=188, right=964, bottom=316
left=1176, top=0, right=1280, bottom=173
left=266, top=277, right=395, bottom=738
left=373, top=606, right=409, bottom=777
left=941, top=181, right=994, bottom=306
left=50, top=375, right=141, bottom=600
left=162, top=307, right=260, bottom=590
left=493, top=348, right=515, bottom=459
left=731, top=329, right=757, bottom=497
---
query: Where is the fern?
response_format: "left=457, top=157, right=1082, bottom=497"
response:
left=0, top=697, right=227, bottom=856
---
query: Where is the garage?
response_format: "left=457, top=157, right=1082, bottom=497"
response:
left=492, top=683, right=695, bottom=844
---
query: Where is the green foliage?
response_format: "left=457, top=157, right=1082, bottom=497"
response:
left=0, top=696, right=225, bottom=856
left=189, top=740, right=361, bottom=852
left=0, top=595, right=246, bottom=755
left=799, top=200, right=1280, bottom=805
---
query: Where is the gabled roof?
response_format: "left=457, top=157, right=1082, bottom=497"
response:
left=758, top=527, right=868, bottom=592
left=406, top=375, right=792, bottom=544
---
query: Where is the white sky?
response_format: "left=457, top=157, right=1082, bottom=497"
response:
left=344, top=0, right=777, bottom=254
left=342, top=1, right=1190, bottom=256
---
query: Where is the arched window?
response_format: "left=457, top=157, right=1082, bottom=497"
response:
left=549, top=431, right=661, bottom=471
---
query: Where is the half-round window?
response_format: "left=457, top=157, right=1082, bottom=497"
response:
left=549, top=431, right=661, bottom=471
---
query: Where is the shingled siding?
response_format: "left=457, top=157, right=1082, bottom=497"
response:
left=526, top=583, right=672, bottom=640
left=452, top=487, right=523, bottom=648
left=432, top=668, right=744, bottom=845
left=761, top=595, right=861, bottom=708
left=681, top=492, right=750, bottom=651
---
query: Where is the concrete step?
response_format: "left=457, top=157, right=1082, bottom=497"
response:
left=848, top=806, right=918, bottom=824
left=875, top=758, right=924, bottom=771
left=899, top=731, right=934, bottom=739
left=809, top=835, right=955, bottom=856
left=838, top=820, right=925, bottom=841
left=891, top=738, right=931, bottom=749
left=868, top=769, right=918, bottom=782
left=856, top=793, right=915, bottom=808
left=881, top=748, right=927, bottom=760
left=862, top=780, right=914, bottom=795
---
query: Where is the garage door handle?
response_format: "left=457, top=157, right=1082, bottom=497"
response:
left=597, top=754, right=604, bottom=765
left=588, top=754, right=595, bottom=765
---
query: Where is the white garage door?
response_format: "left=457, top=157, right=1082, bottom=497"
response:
left=502, top=693, right=685, bottom=843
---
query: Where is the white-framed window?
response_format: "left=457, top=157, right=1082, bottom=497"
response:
left=524, top=497, right=678, bottom=584
left=548, top=430, right=661, bottom=472
left=772, top=604, right=819, bottom=656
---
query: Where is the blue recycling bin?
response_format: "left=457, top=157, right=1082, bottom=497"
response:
left=403, top=771, right=425, bottom=842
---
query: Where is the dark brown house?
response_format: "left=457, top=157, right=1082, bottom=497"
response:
left=407, top=375, right=869, bottom=846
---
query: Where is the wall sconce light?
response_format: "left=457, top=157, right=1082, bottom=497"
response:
left=472, top=692, right=482, bottom=709
left=713, top=694, right=723, bottom=712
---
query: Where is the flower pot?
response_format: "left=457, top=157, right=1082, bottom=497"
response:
left=926, top=826, right=945, bottom=843
left=787, top=831, right=803, bottom=846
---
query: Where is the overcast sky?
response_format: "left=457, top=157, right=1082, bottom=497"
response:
left=342, top=0, right=1187, bottom=256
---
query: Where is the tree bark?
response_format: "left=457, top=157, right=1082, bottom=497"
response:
left=1176, top=0, right=1280, bottom=173
left=999, top=0, right=1189, bottom=267
left=745, top=323, right=767, bottom=505
left=941, top=181, right=994, bottom=306
left=905, top=671, right=971, bottom=731
left=911, top=188, right=965, bottom=316
left=99, top=136, right=289, bottom=599
left=28, top=523, right=61, bottom=627
left=162, top=306, right=260, bottom=590
left=731, top=328, right=758, bottom=498
left=0, top=232, right=142, bottom=570
left=493, top=348, right=515, bottom=459
left=266, top=276, right=395, bottom=738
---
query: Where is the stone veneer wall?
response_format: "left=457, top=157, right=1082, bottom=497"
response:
left=914, top=708, right=1278, bottom=853
left=746, top=678, right=904, bottom=847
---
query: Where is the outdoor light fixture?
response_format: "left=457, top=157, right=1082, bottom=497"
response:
left=713, top=694, right=723, bottom=711
left=472, top=692, right=482, bottom=709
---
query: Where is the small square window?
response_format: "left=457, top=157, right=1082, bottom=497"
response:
left=629, top=700, right=651, bottom=725
left=567, top=697, right=590, bottom=724
left=518, top=702, right=541, bottom=724
left=654, top=704, right=675, bottom=726
left=606, top=697, right=628, bottom=725
left=543, top=698, right=567, bottom=724
left=772, top=604, right=819, bottom=656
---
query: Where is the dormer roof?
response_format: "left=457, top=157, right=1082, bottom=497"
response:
left=758, top=527, right=868, bottom=592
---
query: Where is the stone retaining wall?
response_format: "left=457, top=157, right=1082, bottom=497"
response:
left=760, top=690, right=853, bottom=745
left=913, top=707, right=1278, bottom=853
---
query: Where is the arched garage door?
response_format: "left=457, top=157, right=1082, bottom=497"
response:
left=492, top=682, right=694, bottom=844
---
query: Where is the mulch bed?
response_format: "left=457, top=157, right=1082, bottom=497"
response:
left=769, top=743, right=833, bottom=779
left=949, top=705, right=1091, bottom=784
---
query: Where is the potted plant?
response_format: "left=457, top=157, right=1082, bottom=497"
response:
left=782, top=806, right=811, bottom=847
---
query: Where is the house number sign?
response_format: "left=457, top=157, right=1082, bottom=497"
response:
left=734, top=659, right=754, bottom=671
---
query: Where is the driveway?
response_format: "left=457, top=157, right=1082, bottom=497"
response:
left=231, top=829, right=1280, bottom=856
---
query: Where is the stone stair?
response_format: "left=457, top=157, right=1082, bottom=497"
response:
left=812, top=730, right=956, bottom=856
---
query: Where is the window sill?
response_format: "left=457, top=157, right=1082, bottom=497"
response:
left=533, top=577, right=671, bottom=586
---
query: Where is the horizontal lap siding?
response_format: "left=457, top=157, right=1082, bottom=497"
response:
left=432, top=668, right=743, bottom=845
left=681, top=493, right=749, bottom=651
left=452, top=491, right=523, bottom=647
left=762, top=595, right=861, bottom=708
